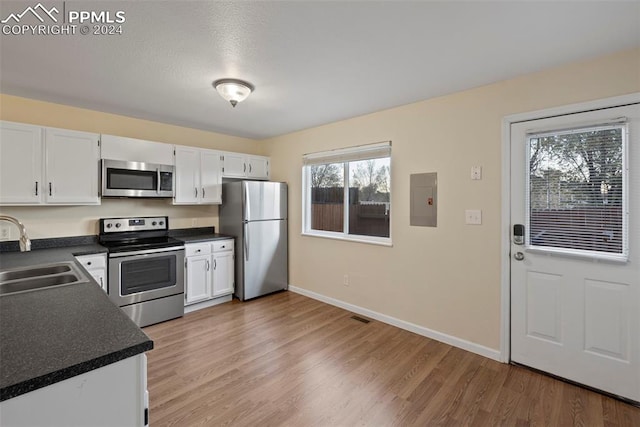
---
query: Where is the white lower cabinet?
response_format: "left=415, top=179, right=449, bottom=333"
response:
left=0, top=354, right=148, bottom=427
left=184, top=239, right=234, bottom=308
left=74, top=253, right=107, bottom=292
left=212, top=241, right=234, bottom=297
left=185, top=244, right=212, bottom=304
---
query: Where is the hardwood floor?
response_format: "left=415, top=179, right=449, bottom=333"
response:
left=144, top=291, right=640, bottom=426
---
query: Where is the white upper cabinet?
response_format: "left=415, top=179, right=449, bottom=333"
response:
left=247, top=155, right=269, bottom=180
left=221, top=152, right=247, bottom=178
left=174, top=146, right=222, bottom=205
left=101, top=134, right=174, bottom=165
left=45, top=128, right=100, bottom=204
left=221, top=152, right=270, bottom=180
left=174, top=146, right=200, bottom=204
left=0, top=121, right=100, bottom=206
left=0, top=122, right=43, bottom=204
left=200, top=149, right=222, bottom=204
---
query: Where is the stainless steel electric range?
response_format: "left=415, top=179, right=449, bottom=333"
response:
left=99, top=216, right=184, bottom=327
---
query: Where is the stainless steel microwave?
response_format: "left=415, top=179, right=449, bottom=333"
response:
left=101, top=159, right=174, bottom=198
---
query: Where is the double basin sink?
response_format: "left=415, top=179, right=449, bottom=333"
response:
left=0, top=262, right=89, bottom=296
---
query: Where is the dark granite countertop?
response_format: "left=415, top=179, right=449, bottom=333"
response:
left=0, top=238, right=152, bottom=402
left=170, top=227, right=235, bottom=244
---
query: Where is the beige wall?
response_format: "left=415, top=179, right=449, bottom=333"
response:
left=1, top=49, right=638, bottom=350
left=264, top=48, right=640, bottom=351
left=0, top=94, right=264, bottom=238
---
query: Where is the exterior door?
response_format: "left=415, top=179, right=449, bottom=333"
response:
left=510, top=103, right=640, bottom=401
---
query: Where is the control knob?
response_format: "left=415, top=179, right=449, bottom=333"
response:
left=115, top=223, right=121, bottom=228
left=152, top=221, right=157, bottom=226
left=106, top=223, right=112, bottom=229
left=159, top=221, right=164, bottom=226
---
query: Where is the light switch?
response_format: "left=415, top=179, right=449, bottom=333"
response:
left=471, top=166, right=482, bottom=180
left=465, top=209, right=482, bottom=225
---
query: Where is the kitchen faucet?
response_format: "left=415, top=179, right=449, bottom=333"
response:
left=0, top=215, right=31, bottom=252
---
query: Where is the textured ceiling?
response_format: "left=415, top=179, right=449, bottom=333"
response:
left=1, top=1, right=639, bottom=139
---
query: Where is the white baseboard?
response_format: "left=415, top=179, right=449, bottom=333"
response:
left=288, top=285, right=501, bottom=362
left=184, top=294, right=232, bottom=314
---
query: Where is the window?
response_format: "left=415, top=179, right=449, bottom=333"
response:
left=303, top=142, right=391, bottom=245
left=527, top=123, right=628, bottom=260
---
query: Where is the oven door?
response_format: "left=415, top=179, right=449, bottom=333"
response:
left=102, top=159, right=174, bottom=198
left=108, top=247, right=184, bottom=307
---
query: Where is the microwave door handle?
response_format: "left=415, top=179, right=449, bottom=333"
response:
left=156, top=168, right=160, bottom=194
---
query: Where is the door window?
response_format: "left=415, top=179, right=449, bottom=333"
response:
left=527, top=124, right=627, bottom=260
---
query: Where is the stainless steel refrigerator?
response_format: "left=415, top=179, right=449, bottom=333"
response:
left=219, top=181, right=288, bottom=301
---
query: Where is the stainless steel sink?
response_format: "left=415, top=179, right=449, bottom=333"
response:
left=0, top=264, right=72, bottom=282
left=0, top=262, right=89, bottom=296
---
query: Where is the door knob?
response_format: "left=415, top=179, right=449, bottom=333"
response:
left=514, top=252, right=525, bottom=261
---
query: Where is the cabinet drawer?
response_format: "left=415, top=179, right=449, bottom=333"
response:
left=212, top=240, right=234, bottom=252
left=185, top=242, right=212, bottom=257
left=75, top=253, right=106, bottom=269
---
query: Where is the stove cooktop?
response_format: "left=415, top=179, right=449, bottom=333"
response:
left=100, top=236, right=184, bottom=253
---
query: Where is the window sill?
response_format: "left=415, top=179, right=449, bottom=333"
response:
left=301, top=230, right=392, bottom=247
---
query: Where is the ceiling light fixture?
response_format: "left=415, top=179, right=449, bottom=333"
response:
left=212, top=78, right=254, bottom=108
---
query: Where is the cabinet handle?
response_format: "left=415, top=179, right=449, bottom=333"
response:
left=195, top=187, right=198, bottom=198
left=35, top=181, right=38, bottom=196
left=249, top=164, right=252, bottom=173
left=202, top=188, right=205, bottom=198
left=243, top=163, right=246, bottom=173
left=49, top=182, right=52, bottom=196
left=206, top=260, right=210, bottom=271
left=99, top=277, right=103, bottom=287
left=213, top=259, right=217, bottom=270
left=87, top=261, right=92, bottom=266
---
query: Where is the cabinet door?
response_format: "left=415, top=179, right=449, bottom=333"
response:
left=221, top=152, right=247, bottom=178
left=247, top=156, right=270, bottom=180
left=88, top=269, right=107, bottom=292
left=0, top=121, right=43, bottom=204
left=212, top=250, right=234, bottom=297
left=45, top=128, right=100, bottom=204
left=200, top=149, right=222, bottom=204
left=185, top=254, right=212, bottom=304
left=174, top=146, right=200, bottom=204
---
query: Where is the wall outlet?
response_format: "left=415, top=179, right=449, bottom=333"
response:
left=471, top=165, right=482, bottom=180
left=0, top=225, right=11, bottom=241
left=465, top=209, right=482, bottom=225
left=343, top=274, right=349, bottom=286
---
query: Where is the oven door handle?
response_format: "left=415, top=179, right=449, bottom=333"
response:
left=109, top=246, right=185, bottom=258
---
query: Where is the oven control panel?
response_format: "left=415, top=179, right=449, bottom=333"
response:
left=101, top=216, right=168, bottom=233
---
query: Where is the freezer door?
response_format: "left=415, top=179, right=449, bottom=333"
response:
left=243, top=181, right=288, bottom=221
left=240, top=219, right=288, bottom=300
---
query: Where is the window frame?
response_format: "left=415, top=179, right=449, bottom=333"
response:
left=302, top=143, right=392, bottom=246
left=524, top=122, right=629, bottom=262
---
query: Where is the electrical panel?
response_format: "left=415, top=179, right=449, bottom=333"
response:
left=410, top=172, right=437, bottom=227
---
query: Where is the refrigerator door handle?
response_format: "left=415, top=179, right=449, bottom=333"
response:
left=244, top=185, right=251, bottom=222
left=244, top=222, right=250, bottom=261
